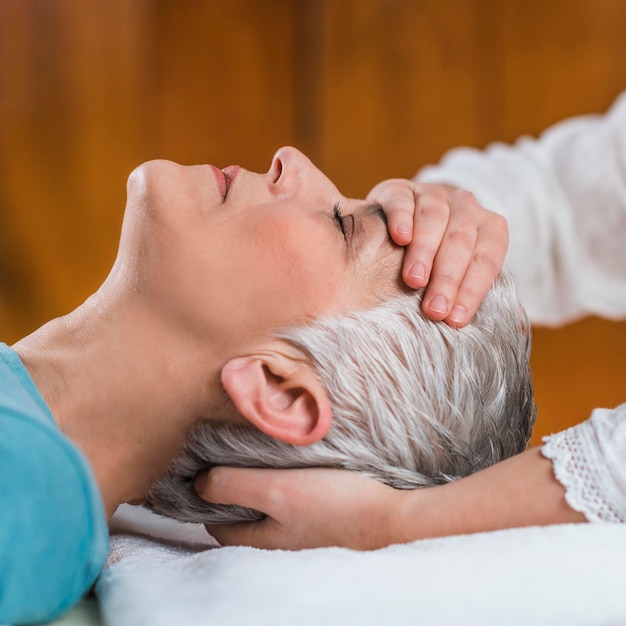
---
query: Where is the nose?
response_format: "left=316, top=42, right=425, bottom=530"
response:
left=267, top=146, right=337, bottom=199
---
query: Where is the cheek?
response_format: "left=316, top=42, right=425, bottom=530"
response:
left=248, top=217, right=347, bottom=317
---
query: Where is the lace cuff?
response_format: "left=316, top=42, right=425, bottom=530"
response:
left=542, top=419, right=626, bottom=523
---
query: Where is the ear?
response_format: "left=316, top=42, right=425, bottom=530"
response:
left=221, top=348, right=332, bottom=446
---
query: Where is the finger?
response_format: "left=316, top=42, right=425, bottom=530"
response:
left=381, top=195, right=415, bottom=246
left=195, top=466, right=287, bottom=516
left=443, top=218, right=508, bottom=327
left=401, top=192, right=450, bottom=289
left=367, top=181, right=415, bottom=246
left=421, top=205, right=479, bottom=321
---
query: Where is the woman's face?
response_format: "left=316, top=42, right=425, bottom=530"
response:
left=117, top=146, right=403, bottom=351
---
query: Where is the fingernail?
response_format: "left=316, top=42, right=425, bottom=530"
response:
left=449, top=305, right=467, bottom=325
left=397, top=224, right=411, bottom=236
left=194, top=472, right=207, bottom=494
left=429, top=295, right=448, bottom=314
left=408, top=262, right=426, bottom=281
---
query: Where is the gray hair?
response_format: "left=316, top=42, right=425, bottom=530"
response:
left=146, top=270, right=535, bottom=524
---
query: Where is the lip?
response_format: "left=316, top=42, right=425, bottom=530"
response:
left=207, top=164, right=241, bottom=202
left=208, top=165, right=227, bottom=200
left=221, top=165, right=241, bottom=199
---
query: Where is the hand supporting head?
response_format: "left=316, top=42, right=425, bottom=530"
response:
left=146, top=269, right=535, bottom=524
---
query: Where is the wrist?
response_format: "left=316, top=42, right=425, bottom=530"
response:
left=383, top=485, right=443, bottom=545
left=391, top=477, right=497, bottom=542
left=361, top=483, right=423, bottom=549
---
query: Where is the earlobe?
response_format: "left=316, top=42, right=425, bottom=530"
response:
left=221, top=351, right=332, bottom=446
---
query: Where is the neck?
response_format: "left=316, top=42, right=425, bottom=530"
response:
left=13, top=285, right=228, bottom=519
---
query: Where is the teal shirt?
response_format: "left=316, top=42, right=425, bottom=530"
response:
left=0, top=344, right=109, bottom=624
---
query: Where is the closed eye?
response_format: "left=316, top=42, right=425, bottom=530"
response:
left=333, top=202, right=346, bottom=238
left=333, top=202, right=357, bottom=242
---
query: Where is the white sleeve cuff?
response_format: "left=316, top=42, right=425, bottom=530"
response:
left=542, top=409, right=626, bottom=523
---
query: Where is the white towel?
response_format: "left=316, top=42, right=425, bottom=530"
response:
left=97, top=505, right=626, bottom=626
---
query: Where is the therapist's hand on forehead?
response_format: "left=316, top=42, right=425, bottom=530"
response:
left=367, top=179, right=508, bottom=328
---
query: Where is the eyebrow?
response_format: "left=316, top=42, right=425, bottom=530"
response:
left=363, top=203, right=394, bottom=251
left=364, top=203, right=388, bottom=227
left=352, top=202, right=399, bottom=277
left=344, top=202, right=391, bottom=261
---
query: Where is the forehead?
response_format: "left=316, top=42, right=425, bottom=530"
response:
left=345, top=200, right=407, bottom=303
left=359, top=243, right=407, bottom=303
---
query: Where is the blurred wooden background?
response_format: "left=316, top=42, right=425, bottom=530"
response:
left=1, top=0, right=625, bottom=443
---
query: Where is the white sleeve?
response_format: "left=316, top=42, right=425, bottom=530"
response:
left=541, top=404, right=626, bottom=523
left=416, top=92, right=626, bottom=327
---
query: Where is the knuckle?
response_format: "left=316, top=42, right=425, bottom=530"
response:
left=472, top=248, right=504, bottom=274
left=418, top=197, right=449, bottom=218
left=451, top=188, right=478, bottom=206
left=444, top=227, right=475, bottom=248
